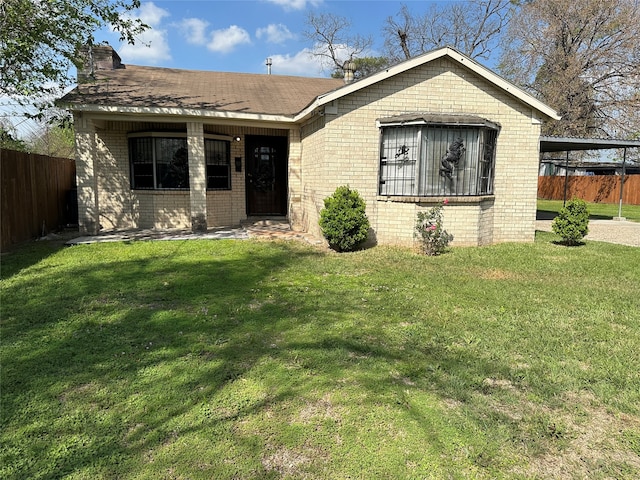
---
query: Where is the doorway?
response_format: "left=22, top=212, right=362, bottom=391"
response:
left=245, top=135, right=288, bottom=216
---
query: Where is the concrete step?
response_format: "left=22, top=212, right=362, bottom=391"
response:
left=241, top=217, right=291, bottom=230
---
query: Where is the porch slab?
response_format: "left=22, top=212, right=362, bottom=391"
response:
left=66, top=227, right=249, bottom=245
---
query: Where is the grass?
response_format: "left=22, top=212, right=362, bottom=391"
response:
left=538, top=198, right=640, bottom=222
left=2, top=235, right=640, bottom=479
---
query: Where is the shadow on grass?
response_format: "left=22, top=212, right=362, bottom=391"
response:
left=536, top=209, right=612, bottom=221
left=1, top=239, right=591, bottom=477
left=0, top=240, right=67, bottom=280
left=1, top=241, right=321, bottom=476
left=552, top=240, right=587, bottom=247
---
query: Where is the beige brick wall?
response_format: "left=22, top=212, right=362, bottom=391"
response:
left=131, top=191, right=191, bottom=229
left=83, top=119, right=290, bottom=231
left=76, top=56, right=542, bottom=243
left=300, top=57, right=542, bottom=247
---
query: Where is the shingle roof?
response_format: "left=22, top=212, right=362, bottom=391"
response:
left=60, top=65, right=345, bottom=117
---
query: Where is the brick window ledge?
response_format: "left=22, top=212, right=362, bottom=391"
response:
left=377, top=195, right=494, bottom=205
left=131, top=189, right=189, bottom=195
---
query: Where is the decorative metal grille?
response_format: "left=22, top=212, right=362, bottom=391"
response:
left=129, top=137, right=189, bottom=189
left=205, top=139, right=231, bottom=190
left=379, top=125, right=498, bottom=196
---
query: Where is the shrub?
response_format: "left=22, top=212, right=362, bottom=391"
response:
left=415, top=200, right=454, bottom=256
left=552, top=198, right=590, bottom=245
left=319, top=186, right=370, bottom=252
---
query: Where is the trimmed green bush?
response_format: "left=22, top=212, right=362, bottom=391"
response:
left=319, top=186, right=370, bottom=252
left=552, top=198, right=590, bottom=245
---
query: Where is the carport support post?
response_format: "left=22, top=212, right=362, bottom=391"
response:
left=563, top=150, right=569, bottom=207
left=616, top=148, right=627, bottom=220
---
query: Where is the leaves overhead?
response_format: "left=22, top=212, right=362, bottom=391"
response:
left=0, top=0, right=147, bottom=100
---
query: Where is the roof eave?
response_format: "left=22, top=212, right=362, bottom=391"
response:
left=61, top=103, right=296, bottom=124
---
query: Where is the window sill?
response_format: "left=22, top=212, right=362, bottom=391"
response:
left=131, top=189, right=189, bottom=194
left=376, top=195, right=495, bottom=205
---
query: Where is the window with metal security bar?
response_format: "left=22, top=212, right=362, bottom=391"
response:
left=205, top=138, right=231, bottom=190
left=129, top=136, right=189, bottom=189
left=128, top=134, right=231, bottom=190
left=379, top=118, right=498, bottom=197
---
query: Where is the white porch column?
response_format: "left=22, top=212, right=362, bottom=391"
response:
left=187, top=121, right=207, bottom=232
left=74, top=113, right=99, bottom=234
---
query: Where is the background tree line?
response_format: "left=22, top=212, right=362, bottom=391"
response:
left=1, top=0, right=638, bottom=145
left=305, top=0, right=640, bottom=141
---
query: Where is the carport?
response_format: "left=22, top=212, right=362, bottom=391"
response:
left=539, top=136, right=640, bottom=218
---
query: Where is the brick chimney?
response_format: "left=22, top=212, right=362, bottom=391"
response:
left=343, top=58, right=356, bottom=84
left=77, top=44, right=123, bottom=83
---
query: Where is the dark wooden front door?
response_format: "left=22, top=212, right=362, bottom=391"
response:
left=246, top=135, right=288, bottom=216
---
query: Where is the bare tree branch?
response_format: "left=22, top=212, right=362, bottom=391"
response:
left=383, top=0, right=513, bottom=62
left=303, top=12, right=373, bottom=74
left=500, top=0, right=640, bottom=138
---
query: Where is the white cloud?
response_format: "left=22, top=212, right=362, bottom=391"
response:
left=265, top=49, right=325, bottom=76
left=118, top=2, right=171, bottom=64
left=137, top=2, right=169, bottom=26
left=207, top=25, right=251, bottom=53
left=265, top=0, right=323, bottom=11
left=256, top=24, right=295, bottom=44
left=177, top=18, right=210, bottom=46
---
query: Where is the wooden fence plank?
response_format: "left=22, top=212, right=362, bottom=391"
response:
left=1, top=149, right=76, bottom=252
left=538, top=175, right=640, bottom=205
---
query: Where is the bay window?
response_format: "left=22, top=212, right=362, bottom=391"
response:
left=378, top=115, right=499, bottom=197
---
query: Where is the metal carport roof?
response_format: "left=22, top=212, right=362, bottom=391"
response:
left=539, top=136, right=640, bottom=216
left=540, top=136, right=640, bottom=152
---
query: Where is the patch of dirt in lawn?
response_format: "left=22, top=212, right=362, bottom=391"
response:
left=511, top=391, right=640, bottom=479
left=456, top=380, right=640, bottom=478
left=262, top=445, right=328, bottom=478
left=296, top=393, right=342, bottom=424
left=478, top=268, right=520, bottom=280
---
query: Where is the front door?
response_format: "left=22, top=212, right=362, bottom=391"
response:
left=246, top=135, right=288, bottom=216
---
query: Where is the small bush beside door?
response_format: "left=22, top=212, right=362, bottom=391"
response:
left=319, top=186, right=370, bottom=252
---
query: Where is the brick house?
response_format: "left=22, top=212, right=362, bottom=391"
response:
left=59, top=45, right=559, bottom=246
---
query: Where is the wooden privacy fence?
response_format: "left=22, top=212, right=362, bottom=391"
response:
left=1, top=149, right=76, bottom=251
left=538, top=174, right=640, bottom=205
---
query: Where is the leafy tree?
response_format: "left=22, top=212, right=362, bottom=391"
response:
left=0, top=124, right=28, bottom=152
left=0, top=0, right=147, bottom=102
left=27, top=121, right=75, bottom=159
left=499, top=0, right=640, bottom=138
left=383, top=1, right=513, bottom=63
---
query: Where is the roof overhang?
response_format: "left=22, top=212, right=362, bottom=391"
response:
left=540, top=136, right=640, bottom=152
left=61, top=103, right=297, bottom=126
left=377, top=113, right=500, bottom=130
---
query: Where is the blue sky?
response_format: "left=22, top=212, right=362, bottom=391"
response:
left=2, top=0, right=461, bottom=137
left=101, top=0, right=422, bottom=76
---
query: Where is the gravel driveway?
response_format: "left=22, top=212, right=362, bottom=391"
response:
left=536, top=219, right=640, bottom=247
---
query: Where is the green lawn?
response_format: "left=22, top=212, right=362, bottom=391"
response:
left=538, top=198, right=640, bottom=222
left=2, top=236, right=640, bottom=479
